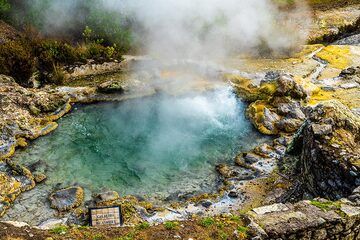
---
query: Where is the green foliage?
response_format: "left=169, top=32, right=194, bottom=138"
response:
left=164, top=221, right=179, bottom=230
left=0, top=0, right=10, bottom=18
left=116, top=232, right=135, bottom=240
left=83, top=26, right=93, bottom=43
left=237, top=226, right=249, bottom=239
left=136, top=221, right=150, bottom=230
left=200, top=217, right=215, bottom=228
left=50, top=225, right=68, bottom=235
left=219, top=231, right=229, bottom=240
left=35, top=39, right=83, bottom=71
left=230, top=215, right=241, bottom=222
left=92, top=234, right=105, bottom=240
left=310, top=200, right=341, bottom=211
left=85, top=43, right=120, bottom=60
left=6, top=0, right=133, bottom=54
left=0, top=40, right=35, bottom=86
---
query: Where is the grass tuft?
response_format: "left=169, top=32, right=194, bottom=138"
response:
left=164, top=221, right=179, bottom=230
left=200, top=217, right=215, bottom=228
left=50, top=225, right=68, bottom=235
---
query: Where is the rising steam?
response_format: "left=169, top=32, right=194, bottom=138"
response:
left=24, top=0, right=311, bottom=59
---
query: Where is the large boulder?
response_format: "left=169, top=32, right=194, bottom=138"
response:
left=288, top=100, right=360, bottom=199
left=49, top=186, right=84, bottom=212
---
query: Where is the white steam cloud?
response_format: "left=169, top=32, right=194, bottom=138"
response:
left=105, top=0, right=311, bottom=59
left=25, top=0, right=311, bottom=59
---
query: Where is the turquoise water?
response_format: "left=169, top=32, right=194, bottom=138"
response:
left=14, top=88, right=266, bottom=200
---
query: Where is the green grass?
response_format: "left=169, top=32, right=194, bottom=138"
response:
left=237, top=226, right=249, bottom=238
left=219, top=231, right=229, bottom=240
left=50, top=225, right=68, bottom=235
left=136, top=222, right=150, bottom=230
left=164, top=221, right=179, bottom=230
left=93, top=234, right=105, bottom=240
left=230, top=215, right=241, bottom=222
left=116, top=231, right=136, bottom=240
left=310, top=200, right=341, bottom=211
left=200, top=217, right=215, bottom=228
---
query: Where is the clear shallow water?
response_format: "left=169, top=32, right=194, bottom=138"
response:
left=14, top=88, right=266, bottom=200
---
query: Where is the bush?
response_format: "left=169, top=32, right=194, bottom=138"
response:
left=164, top=221, right=179, bottom=230
left=50, top=225, right=68, bottom=235
left=200, top=217, right=215, bottom=228
left=136, top=221, right=150, bottom=230
left=0, top=0, right=10, bottom=18
left=0, top=40, right=35, bottom=86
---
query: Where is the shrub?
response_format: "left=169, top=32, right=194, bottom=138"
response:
left=200, top=217, right=215, bottom=228
left=237, top=226, right=249, bottom=239
left=0, top=0, right=10, bottom=18
left=164, top=221, right=179, bottom=230
left=92, top=234, right=105, bottom=240
left=50, top=225, right=68, bottom=235
left=0, top=39, right=35, bottom=86
left=136, top=221, right=150, bottom=230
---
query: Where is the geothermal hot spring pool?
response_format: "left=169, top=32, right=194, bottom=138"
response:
left=12, top=87, right=267, bottom=207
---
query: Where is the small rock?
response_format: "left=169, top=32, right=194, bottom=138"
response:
left=228, top=191, right=238, bottom=198
left=49, top=186, right=84, bottom=211
left=2, top=221, right=29, bottom=228
left=33, top=173, right=47, bottom=183
left=340, top=205, right=360, bottom=217
left=97, top=80, right=125, bottom=93
left=37, top=218, right=68, bottom=230
left=252, top=203, right=289, bottom=215
left=339, top=82, right=359, bottom=89
left=277, top=118, right=304, bottom=133
left=200, top=200, right=212, bottom=208
left=263, top=71, right=280, bottom=81
left=94, top=191, right=120, bottom=204
left=253, top=143, right=275, bottom=158
left=311, top=124, right=332, bottom=136
left=16, top=138, right=28, bottom=148
left=340, top=67, right=356, bottom=76
left=243, top=152, right=263, bottom=164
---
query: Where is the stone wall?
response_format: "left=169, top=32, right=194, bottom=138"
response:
left=248, top=188, right=360, bottom=239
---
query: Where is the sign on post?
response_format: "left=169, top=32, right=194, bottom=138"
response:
left=89, top=206, right=122, bottom=227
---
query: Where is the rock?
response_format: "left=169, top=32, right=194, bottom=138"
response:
left=311, top=123, right=332, bottom=136
left=277, top=102, right=305, bottom=120
left=16, top=138, right=28, bottom=148
left=37, top=218, right=68, bottom=230
left=228, top=191, right=239, bottom=198
left=288, top=100, right=360, bottom=199
left=200, top=200, right=212, bottom=208
left=247, top=102, right=281, bottom=135
left=276, top=74, right=306, bottom=99
left=253, top=144, right=276, bottom=158
left=94, top=191, right=120, bottom=204
left=243, top=153, right=263, bottom=164
left=33, top=173, right=47, bottom=183
left=49, top=187, right=84, bottom=211
left=340, top=205, right=360, bottom=217
left=216, top=164, right=256, bottom=180
left=340, top=67, right=357, bottom=76
left=339, top=82, right=359, bottom=89
left=1, top=221, right=29, bottom=228
left=252, top=203, right=289, bottom=215
left=277, top=118, right=304, bottom=133
left=262, top=108, right=280, bottom=133
left=263, top=71, right=280, bottom=82
left=97, top=80, right=125, bottom=93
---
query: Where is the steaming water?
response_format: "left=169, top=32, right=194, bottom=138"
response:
left=14, top=88, right=266, bottom=200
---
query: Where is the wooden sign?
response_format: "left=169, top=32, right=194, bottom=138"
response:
left=89, top=206, right=122, bottom=227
